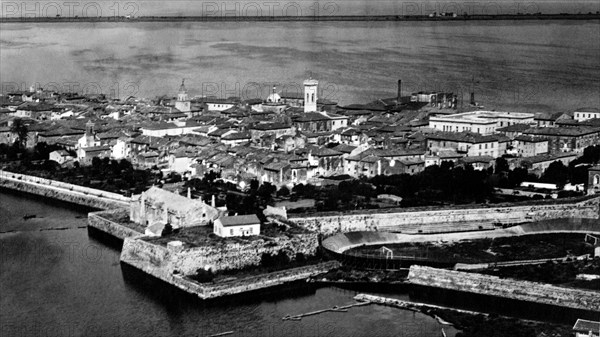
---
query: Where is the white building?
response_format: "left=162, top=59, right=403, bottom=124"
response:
left=205, top=99, right=236, bottom=112
left=213, top=214, right=261, bottom=237
left=427, top=132, right=501, bottom=158
left=111, top=137, right=129, bottom=160
left=429, top=111, right=535, bottom=135
left=574, top=108, right=600, bottom=122
left=303, top=79, right=318, bottom=113
left=49, top=150, right=73, bottom=164
left=572, top=319, right=599, bottom=337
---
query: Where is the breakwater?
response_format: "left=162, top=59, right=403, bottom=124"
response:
left=292, top=197, right=600, bottom=236
left=2, top=13, right=599, bottom=23
left=0, top=171, right=129, bottom=210
left=407, top=265, right=600, bottom=312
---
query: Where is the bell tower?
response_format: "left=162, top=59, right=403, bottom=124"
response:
left=175, top=79, right=191, bottom=112
left=84, top=120, right=98, bottom=147
left=303, top=78, right=318, bottom=113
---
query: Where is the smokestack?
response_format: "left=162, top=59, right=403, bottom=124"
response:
left=397, top=79, right=402, bottom=103
left=187, top=187, right=191, bottom=199
left=211, top=195, right=215, bottom=208
left=470, top=92, right=475, bottom=106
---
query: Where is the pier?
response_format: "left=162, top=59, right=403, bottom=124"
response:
left=281, top=301, right=372, bottom=321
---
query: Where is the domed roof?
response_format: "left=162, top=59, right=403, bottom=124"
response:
left=267, top=92, right=281, bottom=103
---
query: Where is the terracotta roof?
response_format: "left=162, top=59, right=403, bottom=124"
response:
left=312, top=147, right=342, bottom=157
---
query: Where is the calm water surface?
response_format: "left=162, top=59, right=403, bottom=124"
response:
left=1, top=20, right=599, bottom=111
left=0, top=191, right=457, bottom=337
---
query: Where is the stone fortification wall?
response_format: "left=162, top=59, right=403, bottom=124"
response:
left=292, top=197, right=600, bottom=236
left=121, top=232, right=319, bottom=275
left=0, top=171, right=129, bottom=210
left=120, top=233, right=329, bottom=299
left=407, top=265, right=600, bottom=312
left=88, top=209, right=144, bottom=240
left=171, top=261, right=339, bottom=299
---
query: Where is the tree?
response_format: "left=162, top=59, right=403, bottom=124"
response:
left=541, top=161, right=569, bottom=186
left=10, top=118, right=29, bottom=149
left=257, top=182, right=276, bottom=205
left=161, top=223, right=173, bottom=236
left=494, top=157, right=509, bottom=174
left=277, top=185, right=290, bottom=197
left=91, top=156, right=102, bottom=168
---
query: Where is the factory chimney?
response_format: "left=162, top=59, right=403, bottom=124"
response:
left=397, top=79, right=402, bottom=103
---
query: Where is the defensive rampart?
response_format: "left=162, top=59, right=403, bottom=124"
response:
left=120, top=236, right=335, bottom=299
left=88, top=209, right=144, bottom=240
left=0, top=171, right=129, bottom=210
left=322, top=220, right=600, bottom=254
left=292, top=197, right=600, bottom=236
left=121, top=232, right=319, bottom=275
left=407, top=265, right=600, bottom=312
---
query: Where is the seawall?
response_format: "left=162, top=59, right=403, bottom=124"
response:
left=322, top=219, right=600, bottom=254
left=88, top=209, right=144, bottom=240
left=121, top=232, right=319, bottom=274
left=120, top=236, right=338, bottom=299
left=0, top=171, right=130, bottom=210
left=407, top=265, right=600, bottom=312
left=292, top=197, right=600, bottom=236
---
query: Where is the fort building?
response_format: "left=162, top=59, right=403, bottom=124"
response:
left=130, top=187, right=219, bottom=235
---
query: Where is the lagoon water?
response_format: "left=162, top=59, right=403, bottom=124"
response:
left=0, top=191, right=457, bottom=337
left=1, top=20, right=599, bottom=111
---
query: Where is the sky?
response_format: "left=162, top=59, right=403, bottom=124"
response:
left=1, top=1, right=599, bottom=18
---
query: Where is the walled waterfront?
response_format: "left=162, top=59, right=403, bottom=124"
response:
left=407, top=265, right=600, bottom=314
left=87, top=207, right=337, bottom=300
left=0, top=171, right=129, bottom=210
left=292, top=196, right=600, bottom=236
left=88, top=209, right=145, bottom=240
left=5, top=191, right=451, bottom=337
left=121, top=239, right=340, bottom=300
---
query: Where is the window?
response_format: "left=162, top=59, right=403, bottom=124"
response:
left=249, top=227, right=253, bottom=234
left=230, top=229, right=233, bottom=236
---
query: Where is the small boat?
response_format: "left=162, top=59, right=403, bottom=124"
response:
left=208, top=331, right=234, bottom=337
left=23, top=214, right=36, bottom=220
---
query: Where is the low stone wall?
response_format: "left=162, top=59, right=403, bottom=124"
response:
left=88, top=209, right=144, bottom=240
left=292, top=197, right=600, bottom=236
left=122, top=232, right=319, bottom=275
left=322, top=220, right=600, bottom=254
left=174, top=261, right=340, bottom=299
left=120, top=237, right=337, bottom=299
left=0, top=171, right=129, bottom=210
left=407, top=265, right=600, bottom=312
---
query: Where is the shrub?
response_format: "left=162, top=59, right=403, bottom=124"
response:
left=162, top=223, right=173, bottom=236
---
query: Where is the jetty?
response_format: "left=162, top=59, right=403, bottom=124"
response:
left=282, top=301, right=372, bottom=321
left=353, top=293, right=483, bottom=318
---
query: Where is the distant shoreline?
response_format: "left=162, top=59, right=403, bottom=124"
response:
left=2, top=13, right=600, bottom=23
